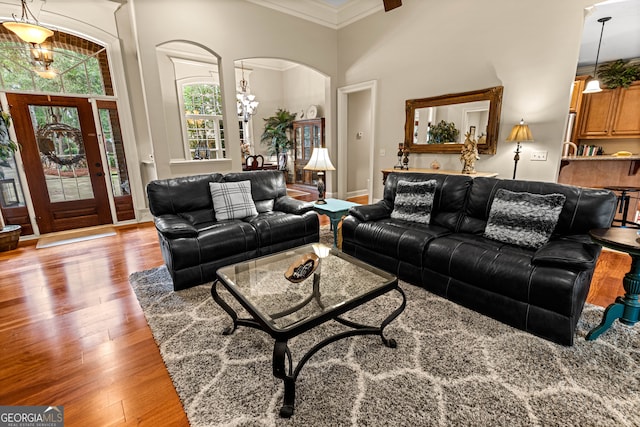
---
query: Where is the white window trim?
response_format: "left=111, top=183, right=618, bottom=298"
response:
left=176, top=77, right=225, bottom=160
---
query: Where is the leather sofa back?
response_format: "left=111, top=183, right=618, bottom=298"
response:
left=147, top=173, right=224, bottom=216
left=458, top=177, right=617, bottom=235
left=384, top=172, right=472, bottom=231
left=223, top=170, right=287, bottom=201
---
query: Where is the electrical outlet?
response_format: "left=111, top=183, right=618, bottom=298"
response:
left=530, top=151, right=548, bottom=161
left=380, top=149, right=386, bottom=156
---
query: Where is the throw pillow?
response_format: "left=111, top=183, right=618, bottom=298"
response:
left=209, top=180, right=258, bottom=221
left=483, top=189, right=566, bottom=249
left=390, top=179, right=437, bottom=224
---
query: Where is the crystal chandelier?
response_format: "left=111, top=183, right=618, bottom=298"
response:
left=236, top=62, right=259, bottom=122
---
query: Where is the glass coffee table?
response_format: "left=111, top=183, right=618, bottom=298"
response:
left=213, top=243, right=406, bottom=418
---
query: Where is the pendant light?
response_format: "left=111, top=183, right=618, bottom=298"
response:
left=583, top=16, right=611, bottom=94
left=2, top=0, right=54, bottom=44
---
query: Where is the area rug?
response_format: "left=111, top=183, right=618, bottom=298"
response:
left=130, top=260, right=640, bottom=426
left=36, top=225, right=117, bottom=249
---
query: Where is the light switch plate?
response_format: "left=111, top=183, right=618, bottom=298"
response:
left=530, top=151, right=547, bottom=161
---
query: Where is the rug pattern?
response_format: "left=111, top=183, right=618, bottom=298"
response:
left=130, top=265, right=640, bottom=426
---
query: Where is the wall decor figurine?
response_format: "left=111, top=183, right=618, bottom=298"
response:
left=460, top=132, right=479, bottom=174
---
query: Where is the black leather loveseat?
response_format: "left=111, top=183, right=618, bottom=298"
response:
left=147, top=170, right=319, bottom=290
left=342, top=172, right=617, bottom=345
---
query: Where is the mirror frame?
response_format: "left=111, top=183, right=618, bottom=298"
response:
left=404, top=86, right=503, bottom=154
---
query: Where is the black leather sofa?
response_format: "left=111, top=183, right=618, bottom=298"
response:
left=342, top=172, right=617, bottom=345
left=147, top=170, right=319, bottom=290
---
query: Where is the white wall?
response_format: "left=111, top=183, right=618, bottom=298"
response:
left=338, top=0, right=594, bottom=198
left=129, top=0, right=338, bottom=180
left=347, top=90, right=371, bottom=196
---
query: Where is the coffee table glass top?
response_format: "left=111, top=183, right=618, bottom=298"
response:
left=216, top=243, right=397, bottom=332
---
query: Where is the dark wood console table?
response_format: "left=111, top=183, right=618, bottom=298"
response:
left=381, top=168, right=498, bottom=185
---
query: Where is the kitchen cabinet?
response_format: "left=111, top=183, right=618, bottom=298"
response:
left=293, top=118, right=324, bottom=185
left=577, top=81, right=640, bottom=139
left=569, top=75, right=589, bottom=113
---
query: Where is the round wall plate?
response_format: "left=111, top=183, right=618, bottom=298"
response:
left=306, top=105, right=318, bottom=119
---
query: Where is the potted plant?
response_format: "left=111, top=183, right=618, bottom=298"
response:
left=428, top=120, right=459, bottom=144
left=0, top=110, right=21, bottom=251
left=598, top=59, right=640, bottom=89
left=260, top=108, right=296, bottom=170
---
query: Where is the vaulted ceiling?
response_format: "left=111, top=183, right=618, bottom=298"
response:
left=249, top=0, right=640, bottom=68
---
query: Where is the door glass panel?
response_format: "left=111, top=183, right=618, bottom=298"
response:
left=29, top=105, right=94, bottom=202
left=0, top=154, right=26, bottom=208
left=99, top=108, right=130, bottom=196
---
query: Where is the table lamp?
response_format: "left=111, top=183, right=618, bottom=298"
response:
left=506, top=119, right=533, bottom=179
left=304, top=147, right=335, bottom=204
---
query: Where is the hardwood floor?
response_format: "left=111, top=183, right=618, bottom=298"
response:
left=0, top=188, right=626, bottom=425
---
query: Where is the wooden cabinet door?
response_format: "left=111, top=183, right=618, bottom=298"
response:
left=570, top=76, right=588, bottom=113
left=577, top=89, right=617, bottom=138
left=610, top=82, right=640, bottom=137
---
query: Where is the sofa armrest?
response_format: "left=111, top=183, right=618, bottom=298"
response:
left=274, top=196, right=314, bottom=215
left=532, top=236, right=601, bottom=270
left=349, top=201, right=392, bottom=222
left=154, top=214, right=198, bottom=238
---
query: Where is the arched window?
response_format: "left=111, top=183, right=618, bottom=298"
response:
left=0, top=27, right=113, bottom=95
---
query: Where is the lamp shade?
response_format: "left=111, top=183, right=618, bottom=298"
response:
left=3, top=21, right=53, bottom=44
left=506, top=119, right=534, bottom=143
left=583, top=79, right=603, bottom=94
left=304, top=147, right=335, bottom=171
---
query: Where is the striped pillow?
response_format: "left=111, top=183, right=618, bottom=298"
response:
left=483, top=189, right=566, bottom=249
left=209, top=180, right=258, bottom=221
left=391, top=179, right=437, bottom=224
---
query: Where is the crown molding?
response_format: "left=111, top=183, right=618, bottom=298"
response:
left=246, top=0, right=382, bottom=29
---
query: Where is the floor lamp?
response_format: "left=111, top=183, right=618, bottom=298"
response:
left=506, top=119, right=534, bottom=179
left=304, top=147, right=335, bottom=204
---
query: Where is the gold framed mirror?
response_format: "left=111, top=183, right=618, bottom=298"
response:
left=404, top=86, right=503, bottom=154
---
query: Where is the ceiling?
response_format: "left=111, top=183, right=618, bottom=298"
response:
left=579, top=0, right=640, bottom=67
left=250, top=0, right=640, bottom=68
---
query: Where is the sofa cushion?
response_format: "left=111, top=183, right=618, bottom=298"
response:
left=483, top=189, right=566, bottom=249
left=391, top=179, right=437, bottom=224
left=254, top=199, right=274, bottom=213
left=209, top=180, right=258, bottom=221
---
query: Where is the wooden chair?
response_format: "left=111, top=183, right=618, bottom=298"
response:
left=245, top=155, right=264, bottom=170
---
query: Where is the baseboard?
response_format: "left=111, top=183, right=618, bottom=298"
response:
left=346, top=189, right=368, bottom=199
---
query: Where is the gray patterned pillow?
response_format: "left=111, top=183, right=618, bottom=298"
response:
left=391, top=179, right=437, bottom=224
left=209, top=180, right=258, bottom=221
left=483, top=189, right=566, bottom=249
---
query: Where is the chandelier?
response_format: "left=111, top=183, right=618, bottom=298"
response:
left=2, top=0, right=56, bottom=78
left=2, top=0, right=53, bottom=44
left=236, top=62, right=259, bottom=122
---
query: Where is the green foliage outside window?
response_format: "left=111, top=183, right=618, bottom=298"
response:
left=0, top=41, right=104, bottom=95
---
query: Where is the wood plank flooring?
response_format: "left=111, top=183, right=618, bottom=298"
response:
left=0, top=186, right=627, bottom=425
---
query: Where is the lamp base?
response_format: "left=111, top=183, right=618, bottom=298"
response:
left=316, top=172, right=326, bottom=204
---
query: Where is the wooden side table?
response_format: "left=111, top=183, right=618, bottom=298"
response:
left=312, top=198, right=360, bottom=248
left=586, top=228, right=640, bottom=340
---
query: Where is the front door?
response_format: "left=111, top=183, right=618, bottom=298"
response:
left=7, top=94, right=112, bottom=234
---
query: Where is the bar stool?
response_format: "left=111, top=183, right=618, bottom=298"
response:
left=604, top=186, right=640, bottom=228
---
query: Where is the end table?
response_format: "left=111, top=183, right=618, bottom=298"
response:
left=312, top=198, right=360, bottom=248
left=586, top=228, right=640, bottom=340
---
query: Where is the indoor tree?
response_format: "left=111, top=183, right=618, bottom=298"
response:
left=260, top=108, right=296, bottom=170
